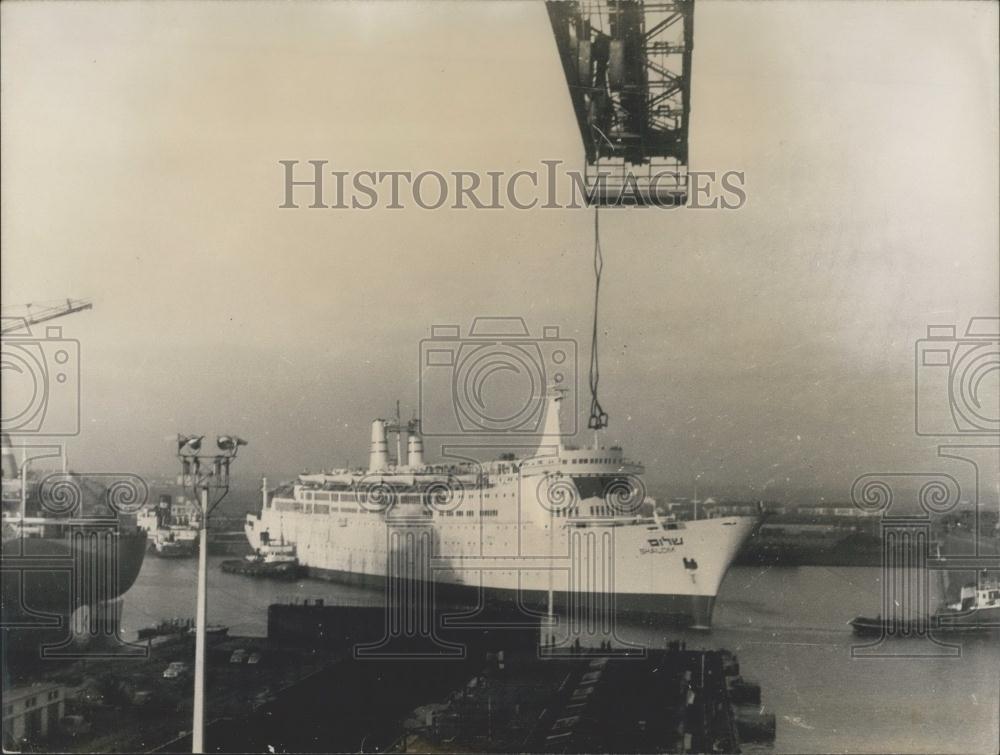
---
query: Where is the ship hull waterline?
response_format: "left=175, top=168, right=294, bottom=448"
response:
left=295, top=564, right=720, bottom=628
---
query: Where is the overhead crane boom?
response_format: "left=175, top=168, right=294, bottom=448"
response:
left=0, top=298, right=93, bottom=335
left=546, top=0, right=695, bottom=206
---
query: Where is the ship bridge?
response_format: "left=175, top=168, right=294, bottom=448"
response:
left=520, top=387, right=644, bottom=478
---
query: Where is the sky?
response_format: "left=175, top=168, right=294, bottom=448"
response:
left=2, top=0, right=998, bottom=503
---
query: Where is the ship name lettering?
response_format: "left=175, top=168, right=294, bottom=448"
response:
left=646, top=537, right=684, bottom=547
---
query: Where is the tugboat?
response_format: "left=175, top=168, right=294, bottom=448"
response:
left=137, top=494, right=199, bottom=558
left=221, top=543, right=301, bottom=579
left=932, top=574, right=1000, bottom=631
left=851, top=572, right=1000, bottom=635
left=148, top=528, right=197, bottom=558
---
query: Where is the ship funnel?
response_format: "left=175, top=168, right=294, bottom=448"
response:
left=407, top=432, right=425, bottom=468
left=1, top=433, right=17, bottom=479
left=368, top=419, right=390, bottom=472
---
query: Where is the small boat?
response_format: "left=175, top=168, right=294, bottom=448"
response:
left=138, top=618, right=192, bottom=640
left=933, top=576, right=1000, bottom=631
left=138, top=618, right=228, bottom=640
left=221, top=543, right=301, bottom=579
left=139, top=495, right=199, bottom=558
left=849, top=615, right=924, bottom=637
left=851, top=574, right=1000, bottom=636
left=150, top=531, right=198, bottom=558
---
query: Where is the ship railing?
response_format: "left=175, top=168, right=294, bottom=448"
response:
left=2, top=514, right=129, bottom=526
left=564, top=515, right=652, bottom=528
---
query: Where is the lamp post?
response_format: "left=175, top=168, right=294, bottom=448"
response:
left=176, top=433, right=247, bottom=754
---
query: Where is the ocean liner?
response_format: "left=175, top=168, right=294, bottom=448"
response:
left=245, top=390, right=757, bottom=627
left=1, top=434, right=147, bottom=660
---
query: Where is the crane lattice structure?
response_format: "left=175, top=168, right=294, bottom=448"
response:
left=1, top=299, right=93, bottom=336
left=547, top=0, right=694, bottom=206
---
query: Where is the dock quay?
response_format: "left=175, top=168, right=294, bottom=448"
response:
left=2, top=630, right=333, bottom=753
left=391, top=644, right=773, bottom=753
left=3, top=602, right=773, bottom=753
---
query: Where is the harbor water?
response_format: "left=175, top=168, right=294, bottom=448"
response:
left=118, top=558, right=999, bottom=754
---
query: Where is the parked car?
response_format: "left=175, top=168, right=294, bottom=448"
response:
left=229, top=649, right=247, bottom=664
left=247, top=651, right=262, bottom=665
left=163, top=661, right=189, bottom=679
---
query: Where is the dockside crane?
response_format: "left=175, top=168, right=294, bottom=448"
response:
left=546, top=0, right=694, bottom=207
left=1, top=298, right=93, bottom=335
left=545, top=1, right=696, bottom=432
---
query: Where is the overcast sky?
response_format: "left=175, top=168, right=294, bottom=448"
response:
left=2, top=1, right=997, bottom=502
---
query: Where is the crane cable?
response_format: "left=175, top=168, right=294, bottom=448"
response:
left=588, top=169, right=609, bottom=431
left=586, top=100, right=618, bottom=432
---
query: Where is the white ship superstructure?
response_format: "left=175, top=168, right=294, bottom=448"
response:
left=245, top=391, right=756, bottom=627
left=138, top=494, right=199, bottom=557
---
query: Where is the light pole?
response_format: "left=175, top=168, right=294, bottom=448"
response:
left=176, top=433, right=247, bottom=754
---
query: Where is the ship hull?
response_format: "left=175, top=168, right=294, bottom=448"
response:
left=302, top=563, right=718, bottom=626
left=935, top=605, right=1000, bottom=631
left=1, top=528, right=147, bottom=621
left=247, top=508, right=755, bottom=628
